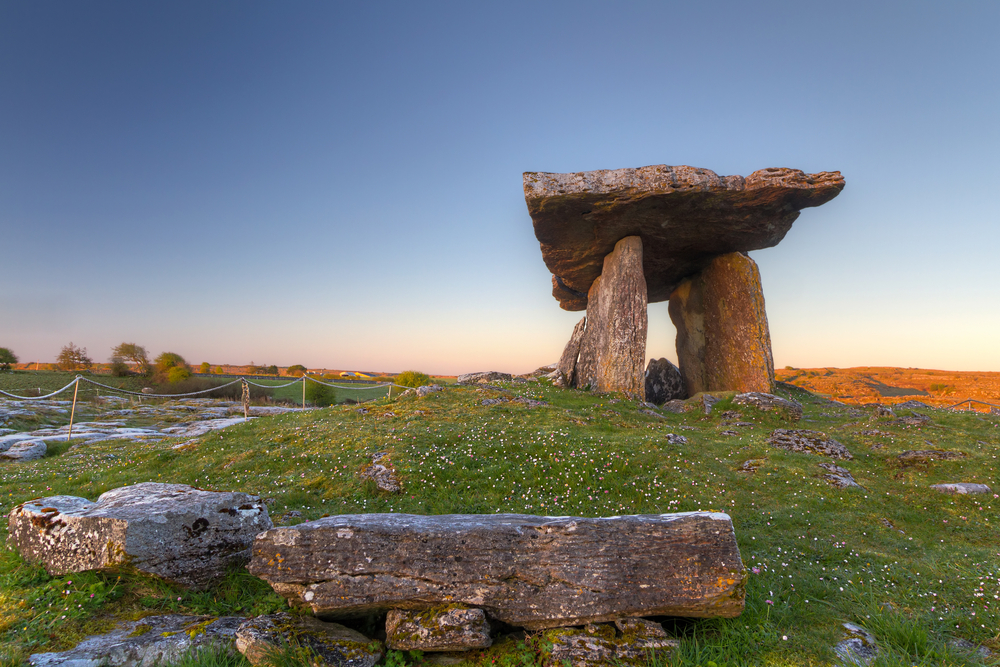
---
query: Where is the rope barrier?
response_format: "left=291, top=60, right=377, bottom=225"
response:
left=80, top=376, right=245, bottom=398
left=946, top=398, right=1000, bottom=410
left=0, top=378, right=80, bottom=401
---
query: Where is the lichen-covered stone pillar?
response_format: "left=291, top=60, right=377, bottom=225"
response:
left=574, top=236, right=647, bottom=400
left=668, top=252, right=774, bottom=395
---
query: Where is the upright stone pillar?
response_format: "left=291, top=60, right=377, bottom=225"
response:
left=574, top=236, right=647, bottom=400
left=669, top=252, right=774, bottom=395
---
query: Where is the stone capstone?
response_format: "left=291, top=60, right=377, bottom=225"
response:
left=248, top=512, right=745, bottom=629
left=669, top=253, right=774, bottom=395
left=768, top=429, right=852, bottom=460
left=930, top=483, right=992, bottom=495
left=457, top=372, right=512, bottom=385
left=8, top=482, right=271, bottom=590
left=385, top=607, right=491, bottom=652
left=524, top=164, right=844, bottom=310
left=645, top=358, right=686, bottom=405
left=733, top=392, right=803, bottom=421
left=29, top=615, right=244, bottom=667
left=235, top=613, right=382, bottom=667
left=544, top=621, right=678, bottom=667
left=573, top=236, right=648, bottom=399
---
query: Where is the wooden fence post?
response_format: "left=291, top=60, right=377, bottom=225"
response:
left=67, top=377, right=80, bottom=441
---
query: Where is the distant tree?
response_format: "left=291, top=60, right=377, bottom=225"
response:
left=394, top=370, right=431, bottom=388
left=265, top=365, right=279, bottom=376
left=154, top=352, right=190, bottom=383
left=287, top=365, right=307, bottom=377
left=213, top=366, right=225, bottom=375
left=109, top=355, right=131, bottom=376
left=199, top=362, right=211, bottom=374
left=167, top=366, right=192, bottom=383
left=111, top=343, right=150, bottom=375
left=57, top=343, right=93, bottom=372
left=0, top=347, right=17, bottom=371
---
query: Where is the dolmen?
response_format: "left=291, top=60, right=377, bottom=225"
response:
left=8, top=482, right=271, bottom=590
left=524, top=164, right=845, bottom=401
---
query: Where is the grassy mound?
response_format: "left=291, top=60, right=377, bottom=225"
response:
left=0, top=379, right=997, bottom=666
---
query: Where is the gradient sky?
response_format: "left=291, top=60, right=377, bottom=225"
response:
left=2, top=1, right=998, bottom=374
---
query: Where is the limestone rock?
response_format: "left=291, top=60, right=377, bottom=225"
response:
left=930, top=483, right=992, bottom=495
left=416, top=385, right=443, bottom=397
left=833, top=622, right=878, bottom=667
left=733, top=393, right=803, bottom=420
left=645, top=358, right=686, bottom=405
left=248, top=512, right=746, bottom=629
left=574, top=236, right=648, bottom=400
left=819, top=463, right=860, bottom=488
left=0, top=439, right=47, bottom=461
left=524, top=164, right=845, bottom=309
left=385, top=607, right=491, bottom=652
left=899, top=412, right=931, bottom=426
left=661, top=400, right=691, bottom=414
left=29, top=615, right=244, bottom=667
left=545, top=622, right=678, bottom=667
left=457, top=372, right=512, bottom=385
left=895, top=400, right=930, bottom=410
left=359, top=453, right=401, bottom=493
left=665, top=434, right=688, bottom=445
left=556, top=317, right=587, bottom=388
left=768, top=429, right=852, bottom=460
left=235, top=613, right=381, bottom=667
left=670, top=253, right=774, bottom=395
left=8, top=483, right=271, bottom=590
left=897, top=450, right=966, bottom=465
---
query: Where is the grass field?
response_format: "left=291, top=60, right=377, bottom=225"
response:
left=0, top=373, right=998, bottom=666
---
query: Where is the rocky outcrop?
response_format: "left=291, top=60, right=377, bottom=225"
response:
left=248, top=512, right=745, bottom=629
left=385, top=607, right=492, bottom=652
left=524, top=165, right=844, bottom=309
left=235, top=613, right=382, bottom=667
left=768, top=429, right=852, bottom=460
left=556, top=317, right=587, bottom=387
left=457, top=372, right=512, bottom=385
left=733, top=392, right=803, bottom=420
left=645, top=358, right=686, bottom=404
left=670, top=253, right=774, bottom=395
left=574, top=236, right=647, bottom=400
left=8, top=482, right=271, bottom=590
left=29, top=615, right=244, bottom=667
left=545, top=620, right=678, bottom=666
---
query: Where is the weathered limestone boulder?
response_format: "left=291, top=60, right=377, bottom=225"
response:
left=457, top=372, right=512, bottom=385
left=670, top=252, right=774, bottom=395
left=385, top=607, right=492, bottom=652
left=930, top=483, right=992, bottom=495
left=29, top=615, right=244, bottom=667
left=645, top=358, right=686, bottom=404
left=235, top=613, right=382, bottom=667
left=416, top=384, right=443, bottom=397
left=248, top=512, right=745, bottom=629
left=733, top=392, right=803, bottom=420
left=524, top=164, right=844, bottom=309
left=0, top=439, right=47, bottom=461
left=556, top=316, right=587, bottom=387
left=574, top=236, right=647, bottom=399
left=768, top=429, right=852, bottom=460
left=545, top=620, right=678, bottom=666
left=8, top=482, right=271, bottom=590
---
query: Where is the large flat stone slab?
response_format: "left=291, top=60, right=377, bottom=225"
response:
left=524, top=164, right=844, bottom=309
left=8, top=482, right=272, bottom=590
left=248, top=512, right=745, bottom=630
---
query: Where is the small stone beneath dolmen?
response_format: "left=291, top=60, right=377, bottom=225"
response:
left=457, top=372, right=512, bottom=385
left=768, top=429, right=853, bottom=460
left=733, top=393, right=803, bottom=421
left=8, top=482, right=271, bottom=590
left=29, top=615, right=244, bottom=667
left=248, top=512, right=745, bottom=630
left=930, top=483, right=992, bottom=495
left=545, top=622, right=678, bottom=667
left=236, top=613, right=382, bottom=667
left=385, top=607, right=491, bottom=652
left=645, top=358, right=686, bottom=405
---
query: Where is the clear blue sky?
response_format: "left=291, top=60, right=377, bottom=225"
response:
left=2, top=1, right=998, bottom=374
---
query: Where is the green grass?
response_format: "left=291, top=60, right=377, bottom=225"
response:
left=1, top=374, right=999, bottom=665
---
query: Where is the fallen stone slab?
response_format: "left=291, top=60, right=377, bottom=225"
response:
left=8, top=482, right=271, bottom=590
left=29, top=614, right=244, bottom=667
left=524, top=164, right=844, bottom=309
left=769, top=429, right=852, bottom=460
left=236, top=613, right=382, bottom=667
left=545, top=620, right=678, bottom=667
left=0, top=439, right=47, bottom=461
left=386, top=607, right=491, bottom=652
left=248, top=512, right=745, bottom=630
left=457, top=372, right=512, bottom=385
left=733, top=392, right=803, bottom=421
left=930, top=483, right=992, bottom=495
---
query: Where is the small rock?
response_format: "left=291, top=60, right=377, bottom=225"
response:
left=661, top=399, right=690, bottom=414
left=359, top=453, right=402, bottom=493
left=819, top=462, right=860, bottom=488
left=738, top=459, right=762, bottom=473
left=665, top=433, right=688, bottom=445
left=236, top=613, right=382, bottom=667
left=416, top=385, right=443, bottom=397
left=614, top=617, right=668, bottom=638
left=141, top=387, right=154, bottom=394
left=512, top=397, right=548, bottom=408
left=385, top=607, right=491, bottom=652
left=896, top=400, right=930, bottom=410
left=481, top=398, right=507, bottom=406
left=930, top=483, right=992, bottom=495
left=949, top=638, right=993, bottom=659
left=768, top=429, right=853, bottom=460
left=356, top=408, right=369, bottom=414
left=897, top=450, right=966, bottom=465
left=0, top=439, right=47, bottom=461
left=457, top=372, right=512, bottom=385
left=645, top=358, right=686, bottom=405
left=29, top=615, right=244, bottom=667
left=899, top=412, right=931, bottom=426
left=834, top=622, right=878, bottom=667
left=275, top=510, right=304, bottom=526
left=733, top=393, right=803, bottom=420
left=701, top=394, right=721, bottom=414
left=545, top=623, right=677, bottom=667
left=640, top=409, right=666, bottom=419
left=720, top=429, right=739, bottom=436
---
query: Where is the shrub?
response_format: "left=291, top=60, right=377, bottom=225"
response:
left=199, top=362, right=211, bottom=374
left=57, top=343, right=93, bottom=371
left=154, top=352, right=190, bottom=384
left=109, top=356, right=131, bottom=377
left=305, top=378, right=336, bottom=407
left=394, top=370, right=431, bottom=388
left=167, top=366, right=192, bottom=383
left=213, top=366, right=225, bottom=375
left=0, top=347, right=17, bottom=371
left=287, top=365, right=307, bottom=377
